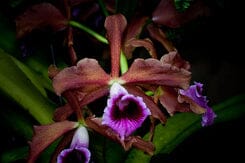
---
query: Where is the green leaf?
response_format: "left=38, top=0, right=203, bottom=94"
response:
left=0, top=140, right=60, bottom=163
left=105, top=140, right=127, bottom=163
left=116, top=0, right=138, bottom=20
left=0, top=49, right=55, bottom=124
left=174, top=0, right=192, bottom=12
left=11, top=55, right=49, bottom=97
left=0, top=146, right=28, bottom=163
left=0, top=14, right=19, bottom=56
left=22, top=50, right=68, bottom=92
left=125, top=94, right=245, bottom=162
left=89, top=132, right=105, bottom=163
left=0, top=104, right=33, bottom=140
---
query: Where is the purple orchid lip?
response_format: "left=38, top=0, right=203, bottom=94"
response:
left=179, top=82, right=217, bottom=126
left=57, top=126, right=91, bottom=163
left=201, top=107, right=216, bottom=127
left=57, top=147, right=91, bottom=163
left=102, top=82, right=151, bottom=140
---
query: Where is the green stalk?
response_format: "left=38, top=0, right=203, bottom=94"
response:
left=69, top=20, right=108, bottom=44
left=97, top=0, right=109, bottom=16
left=120, top=51, right=128, bottom=74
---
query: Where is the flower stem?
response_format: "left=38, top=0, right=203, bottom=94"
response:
left=97, top=0, right=109, bottom=16
left=68, top=20, right=108, bottom=44
left=120, top=51, right=128, bottom=74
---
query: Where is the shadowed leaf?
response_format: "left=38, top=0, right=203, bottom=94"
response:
left=0, top=146, right=28, bottom=163
left=0, top=14, right=19, bottom=55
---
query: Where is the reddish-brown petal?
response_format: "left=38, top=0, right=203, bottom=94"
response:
left=123, top=16, right=149, bottom=58
left=79, top=85, right=109, bottom=107
left=53, top=86, right=109, bottom=121
left=160, top=51, right=191, bottom=71
left=50, top=131, right=75, bottom=163
left=28, top=121, right=79, bottom=163
left=125, top=38, right=157, bottom=58
left=69, top=0, right=94, bottom=6
left=158, top=86, right=191, bottom=116
left=178, top=94, right=206, bottom=114
left=16, top=3, right=67, bottom=38
left=53, top=104, right=74, bottom=122
left=85, top=117, right=155, bottom=154
left=52, top=58, right=111, bottom=95
left=147, top=24, right=175, bottom=52
left=104, top=14, right=127, bottom=77
left=120, top=58, right=191, bottom=89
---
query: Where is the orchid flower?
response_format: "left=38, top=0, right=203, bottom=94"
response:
left=102, top=82, right=151, bottom=140
left=57, top=126, right=91, bottom=163
left=23, top=3, right=217, bottom=162
left=179, top=82, right=217, bottom=126
left=46, top=14, right=215, bottom=155
left=50, top=14, right=191, bottom=124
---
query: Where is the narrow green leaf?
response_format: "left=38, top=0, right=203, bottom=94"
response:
left=0, top=49, right=55, bottom=124
left=12, top=56, right=49, bottom=97
left=97, top=0, right=109, bottom=16
left=125, top=94, right=245, bottom=162
left=69, top=20, right=108, bottom=44
left=22, top=52, right=67, bottom=93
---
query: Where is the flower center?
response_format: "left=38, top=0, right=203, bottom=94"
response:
left=63, top=149, right=86, bottom=163
left=112, top=98, right=143, bottom=120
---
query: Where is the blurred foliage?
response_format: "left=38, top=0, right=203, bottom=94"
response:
left=174, top=0, right=193, bottom=12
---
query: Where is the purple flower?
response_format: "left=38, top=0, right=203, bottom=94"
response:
left=102, top=82, right=151, bottom=140
left=179, top=82, right=217, bottom=127
left=201, top=106, right=216, bottom=126
left=57, top=126, right=91, bottom=163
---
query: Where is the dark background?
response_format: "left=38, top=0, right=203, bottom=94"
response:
left=151, top=0, right=245, bottom=162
